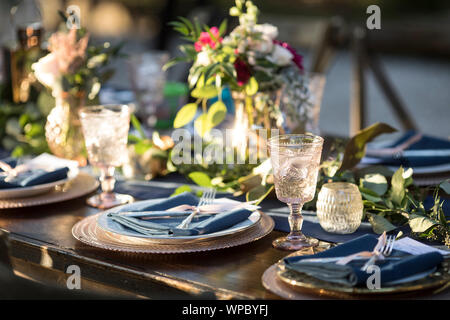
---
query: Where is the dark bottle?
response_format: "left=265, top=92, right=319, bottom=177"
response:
left=10, top=0, right=44, bottom=103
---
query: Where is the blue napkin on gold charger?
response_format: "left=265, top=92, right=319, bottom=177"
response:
left=283, top=234, right=444, bottom=287
left=107, top=192, right=253, bottom=237
left=0, top=158, right=69, bottom=189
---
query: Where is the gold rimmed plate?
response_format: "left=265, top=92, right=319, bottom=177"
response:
left=262, top=248, right=450, bottom=299
left=0, top=168, right=79, bottom=199
left=0, top=172, right=99, bottom=209
left=96, top=197, right=262, bottom=244
left=72, top=211, right=274, bottom=254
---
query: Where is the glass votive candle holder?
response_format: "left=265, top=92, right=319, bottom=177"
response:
left=316, top=182, right=364, bottom=234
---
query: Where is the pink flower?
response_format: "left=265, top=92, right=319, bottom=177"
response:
left=48, top=28, right=89, bottom=74
left=273, top=40, right=304, bottom=71
left=234, top=58, right=251, bottom=86
left=194, top=27, right=222, bottom=52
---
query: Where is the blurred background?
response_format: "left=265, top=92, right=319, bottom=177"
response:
left=1, top=0, right=449, bottom=139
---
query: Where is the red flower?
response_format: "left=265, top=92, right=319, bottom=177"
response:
left=273, top=40, right=304, bottom=71
left=234, top=58, right=251, bottom=86
left=194, top=27, right=222, bottom=52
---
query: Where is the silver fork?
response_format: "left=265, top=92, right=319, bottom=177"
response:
left=361, top=235, right=396, bottom=271
left=176, top=188, right=216, bottom=229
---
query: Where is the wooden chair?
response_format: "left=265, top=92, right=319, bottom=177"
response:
left=309, top=18, right=418, bottom=136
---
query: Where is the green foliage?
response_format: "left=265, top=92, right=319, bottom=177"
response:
left=337, top=123, right=397, bottom=174
left=0, top=102, right=49, bottom=156
left=173, top=103, right=198, bottom=128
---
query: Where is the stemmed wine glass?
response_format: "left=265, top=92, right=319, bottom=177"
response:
left=79, top=104, right=134, bottom=209
left=268, top=134, right=324, bottom=250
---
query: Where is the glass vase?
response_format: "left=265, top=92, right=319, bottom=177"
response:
left=282, top=72, right=326, bottom=135
left=316, top=182, right=364, bottom=234
left=45, top=91, right=87, bottom=164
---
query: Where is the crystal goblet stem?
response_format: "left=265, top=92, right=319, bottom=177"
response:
left=269, top=134, right=323, bottom=251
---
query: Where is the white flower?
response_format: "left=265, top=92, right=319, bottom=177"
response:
left=32, top=53, right=62, bottom=97
left=196, top=50, right=212, bottom=66
left=268, top=44, right=293, bottom=66
left=253, top=23, right=278, bottom=39
left=248, top=35, right=273, bottom=53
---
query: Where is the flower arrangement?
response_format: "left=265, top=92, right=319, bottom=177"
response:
left=166, top=0, right=313, bottom=136
left=32, top=22, right=121, bottom=102
left=31, top=12, right=121, bottom=161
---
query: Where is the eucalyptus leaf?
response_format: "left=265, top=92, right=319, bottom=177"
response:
left=391, top=167, right=405, bottom=206
left=170, top=185, right=193, bottom=197
left=188, top=172, right=213, bottom=187
left=337, top=123, right=397, bottom=173
left=367, top=213, right=397, bottom=234
left=207, top=101, right=227, bottom=127
left=440, top=179, right=450, bottom=195
left=246, top=185, right=274, bottom=205
left=245, top=77, right=258, bottom=96
left=194, top=114, right=212, bottom=137
left=409, top=214, right=438, bottom=233
left=359, top=187, right=383, bottom=202
left=173, top=103, right=198, bottom=128
left=361, top=173, right=388, bottom=196
left=191, top=86, right=219, bottom=99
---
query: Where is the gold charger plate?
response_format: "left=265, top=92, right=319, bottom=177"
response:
left=262, top=249, right=450, bottom=299
left=0, top=172, right=99, bottom=209
left=72, top=211, right=274, bottom=254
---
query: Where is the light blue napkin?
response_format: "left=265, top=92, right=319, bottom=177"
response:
left=283, top=234, right=444, bottom=287
left=107, top=192, right=253, bottom=237
left=0, top=158, right=69, bottom=189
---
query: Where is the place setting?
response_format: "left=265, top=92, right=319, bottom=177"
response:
left=0, top=0, right=449, bottom=303
left=261, top=133, right=450, bottom=298
left=0, top=153, right=98, bottom=209
left=72, top=104, right=274, bottom=254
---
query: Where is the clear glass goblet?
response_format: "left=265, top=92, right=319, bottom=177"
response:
left=269, top=134, right=324, bottom=250
left=79, top=104, right=134, bottom=209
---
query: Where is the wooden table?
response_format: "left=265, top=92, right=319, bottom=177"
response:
left=1, top=185, right=449, bottom=299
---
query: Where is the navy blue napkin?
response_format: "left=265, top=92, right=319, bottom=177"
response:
left=362, top=130, right=450, bottom=167
left=0, top=158, right=69, bottom=189
left=283, top=234, right=444, bottom=287
left=108, top=192, right=253, bottom=236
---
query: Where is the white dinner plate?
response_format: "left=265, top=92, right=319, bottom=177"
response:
left=0, top=168, right=79, bottom=199
left=97, top=197, right=261, bottom=240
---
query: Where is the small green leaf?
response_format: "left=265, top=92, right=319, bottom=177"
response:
left=173, top=103, right=198, bottom=128
left=191, top=86, right=219, bottom=99
left=359, top=187, right=383, bottom=202
left=246, top=185, right=274, bottom=205
left=133, top=140, right=153, bottom=155
left=361, top=173, right=388, bottom=196
left=130, top=114, right=146, bottom=139
left=245, top=77, right=258, bottom=96
left=207, top=101, right=227, bottom=127
left=194, top=113, right=212, bottom=137
left=218, top=19, right=227, bottom=35
left=170, top=185, right=193, bottom=197
left=391, top=167, right=405, bottom=206
left=367, top=213, right=397, bottom=234
left=439, top=179, right=450, bottom=195
left=188, top=172, right=212, bottom=187
left=229, top=6, right=240, bottom=16
left=337, top=123, right=397, bottom=173
left=409, top=214, right=439, bottom=233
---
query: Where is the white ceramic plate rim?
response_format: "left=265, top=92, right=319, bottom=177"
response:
left=96, top=197, right=261, bottom=240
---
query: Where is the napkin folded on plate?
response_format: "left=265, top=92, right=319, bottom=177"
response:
left=108, top=192, right=254, bottom=236
left=283, top=234, right=444, bottom=287
left=362, top=130, right=450, bottom=167
left=0, top=163, right=69, bottom=189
